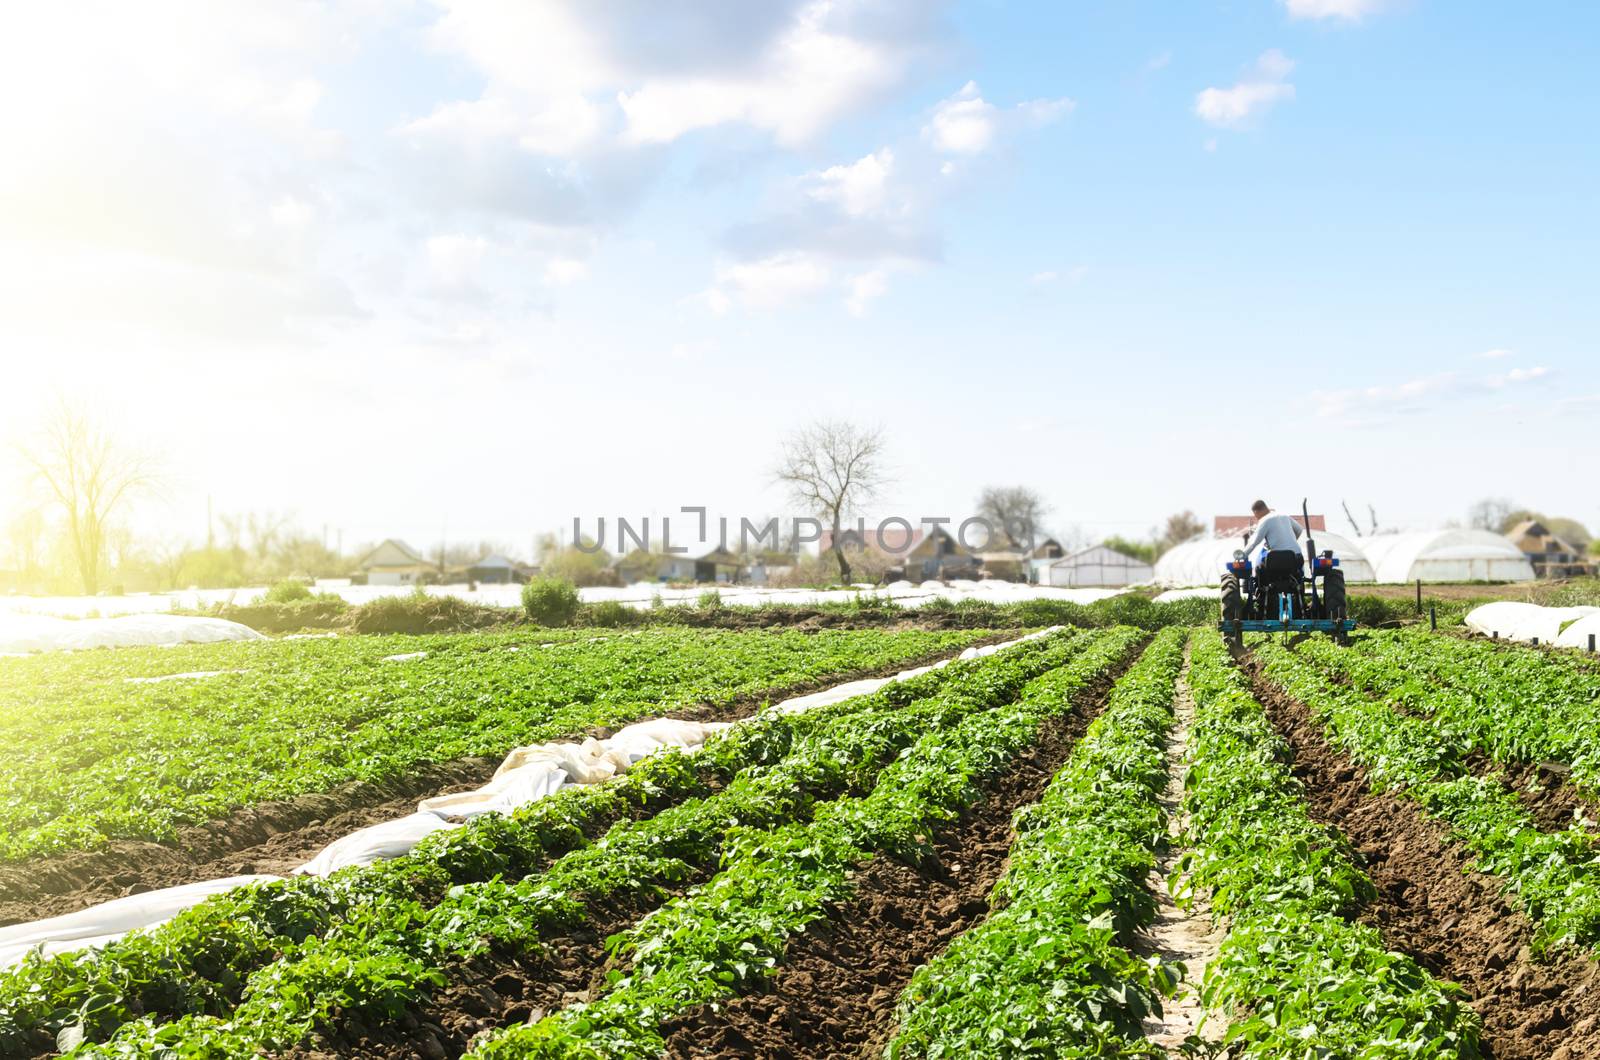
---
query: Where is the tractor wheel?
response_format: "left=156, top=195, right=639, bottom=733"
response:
left=1324, top=569, right=1349, bottom=644
left=1221, top=572, right=1242, bottom=645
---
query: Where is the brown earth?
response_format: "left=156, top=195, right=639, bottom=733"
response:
left=0, top=640, right=1000, bottom=929
left=1244, top=659, right=1600, bottom=1060
left=1467, top=754, right=1599, bottom=835
left=654, top=667, right=1126, bottom=1059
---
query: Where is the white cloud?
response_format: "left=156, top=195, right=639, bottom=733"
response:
left=1316, top=364, right=1557, bottom=421
left=926, top=82, right=998, bottom=154
left=845, top=269, right=890, bottom=316
left=1478, top=347, right=1513, bottom=359
left=1030, top=266, right=1087, bottom=286
left=805, top=148, right=895, bottom=218
left=1487, top=365, right=1552, bottom=387
left=543, top=258, right=589, bottom=285
left=925, top=82, right=1074, bottom=155
left=1314, top=371, right=1457, bottom=419
left=1195, top=50, right=1296, bottom=129
left=426, top=234, right=491, bottom=291
left=419, top=0, right=935, bottom=151
left=705, top=252, right=834, bottom=311
left=1281, top=0, right=1388, bottom=21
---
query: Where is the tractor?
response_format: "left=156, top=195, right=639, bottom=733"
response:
left=1219, top=500, right=1355, bottom=646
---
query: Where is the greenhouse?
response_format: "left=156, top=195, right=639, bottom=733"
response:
left=1036, top=544, right=1153, bottom=588
left=1360, top=530, right=1535, bottom=583
left=1153, top=531, right=1375, bottom=586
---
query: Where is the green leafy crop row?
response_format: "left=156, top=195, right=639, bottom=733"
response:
left=0, top=627, right=980, bottom=862
left=1253, top=637, right=1600, bottom=952
left=1185, top=631, right=1481, bottom=1057
left=16, top=632, right=1088, bottom=1057
left=463, top=628, right=1146, bottom=1058
left=886, top=626, right=1189, bottom=1059
left=1295, top=629, right=1600, bottom=796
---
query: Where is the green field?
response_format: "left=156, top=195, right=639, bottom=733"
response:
left=0, top=627, right=982, bottom=862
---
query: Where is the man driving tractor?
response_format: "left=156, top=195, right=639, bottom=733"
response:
left=1220, top=498, right=1352, bottom=644
left=1243, top=499, right=1304, bottom=584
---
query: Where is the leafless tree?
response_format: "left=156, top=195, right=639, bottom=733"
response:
left=775, top=419, right=887, bottom=582
left=975, top=486, right=1051, bottom=550
left=18, top=402, right=160, bottom=594
left=1467, top=497, right=1514, bottom=532
left=1158, top=510, right=1205, bottom=553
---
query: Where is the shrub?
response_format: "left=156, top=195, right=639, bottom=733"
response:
left=264, top=580, right=313, bottom=604
left=219, top=596, right=349, bottom=633
left=584, top=600, right=640, bottom=627
left=522, top=576, right=581, bottom=627
left=348, top=593, right=511, bottom=635
left=696, top=589, right=723, bottom=609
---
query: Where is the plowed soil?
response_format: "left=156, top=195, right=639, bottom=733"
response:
left=0, top=642, right=998, bottom=929
left=656, top=675, right=1125, bottom=1058
left=1245, top=660, right=1600, bottom=1060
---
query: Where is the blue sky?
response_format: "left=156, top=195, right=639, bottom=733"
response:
left=2, top=0, right=1595, bottom=553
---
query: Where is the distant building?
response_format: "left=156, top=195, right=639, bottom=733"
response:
left=1506, top=520, right=1593, bottom=579
left=1037, top=544, right=1154, bottom=588
left=620, top=547, right=748, bottom=584
left=819, top=526, right=974, bottom=581
left=357, top=539, right=434, bottom=586
left=1031, top=537, right=1066, bottom=559
left=459, top=553, right=532, bottom=585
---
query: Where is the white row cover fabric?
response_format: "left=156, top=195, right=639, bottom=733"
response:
left=1154, top=531, right=1375, bottom=587
left=1556, top=613, right=1600, bottom=650
left=1362, top=531, right=1535, bottom=584
left=0, top=876, right=279, bottom=969
left=1465, top=602, right=1600, bottom=645
left=2, top=629, right=1052, bottom=966
left=0, top=613, right=265, bottom=654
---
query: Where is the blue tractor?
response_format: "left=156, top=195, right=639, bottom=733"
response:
left=1219, top=500, right=1355, bottom=646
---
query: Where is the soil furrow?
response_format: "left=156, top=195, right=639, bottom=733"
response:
left=654, top=653, right=1136, bottom=1060
left=1243, top=657, right=1600, bottom=1060
left=0, top=641, right=998, bottom=928
left=1138, top=646, right=1224, bottom=1053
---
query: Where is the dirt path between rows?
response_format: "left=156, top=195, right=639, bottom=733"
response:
left=1245, top=659, right=1600, bottom=1060
left=1139, top=646, right=1225, bottom=1053
left=1, top=640, right=1003, bottom=929
left=654, top=651, right=1138, bottom=1060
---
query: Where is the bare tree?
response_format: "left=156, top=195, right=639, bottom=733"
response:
left=1158, top=510, right=1205, bottom=553
left=775, top=419, right=887, bottom=582
left=1467, top=497, right=1514, bottom=532
left=18, top=402, right=159, bottom=594
left=975, top=486, right=1051, bottom=550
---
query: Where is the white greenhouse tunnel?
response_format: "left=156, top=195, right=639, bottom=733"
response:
left=1154, top=531, right=1376, bottom=587
left=1465, top=602, right=1600, bottom=647
left=1361, top=531, right=1535, bottom=584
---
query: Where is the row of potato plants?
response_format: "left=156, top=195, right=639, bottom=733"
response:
left=884, top=626, right=1189, bottom=1058
left=1252, top=637, right=1600, bottom=953
left=1295, top=629, right=1600, bottom=797
left=22, top=632, right=1093, bottom=1057
left=1186, top=631, right=1482, bottom=1056
left=464, top=628, right=1147, bottom=1058
left=0, top=627, right=981, bottom=861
